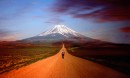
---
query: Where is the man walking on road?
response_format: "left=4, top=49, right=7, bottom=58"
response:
left=62, top=50, right=65, bottom=59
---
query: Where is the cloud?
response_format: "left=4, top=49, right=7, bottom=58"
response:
left=0, top=34, right=20, bottom=41
left=0, top=29, right=10, bottom=37
left=52, top=0, right=130, bottom=22
left=120, top=26, right=130, bottom=33
left=45, top=18, right=64, bottom=24
left=0, top=28, right=21, bottom=41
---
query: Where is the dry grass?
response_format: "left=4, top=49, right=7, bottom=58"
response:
left=0, top=46, right=60, bottom=74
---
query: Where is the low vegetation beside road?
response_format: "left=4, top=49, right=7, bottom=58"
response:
left=0, top=45, right=60, bottom=74
left=68, top=45, right=130, bottom=75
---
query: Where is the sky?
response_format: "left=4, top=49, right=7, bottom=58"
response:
left=0, top=0, right=130, bottom=44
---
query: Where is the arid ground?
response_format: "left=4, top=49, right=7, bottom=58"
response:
left=0, top=45, right=128, bottom=78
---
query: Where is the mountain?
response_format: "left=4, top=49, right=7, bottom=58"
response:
left=22, top=25, right=98, bottom=43
left=17, top=24, right=130, bottom=47
left=39, top=25, right=83, bottom=38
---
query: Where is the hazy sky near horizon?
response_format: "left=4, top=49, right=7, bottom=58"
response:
left=0, top=0, right=130, bottom=44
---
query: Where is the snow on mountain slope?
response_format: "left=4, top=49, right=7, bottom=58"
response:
left=23, top=24, right=96, bottom=42
left=38, top=25, right=80, bottom=37
left=21, top=24, right=116, bottom=45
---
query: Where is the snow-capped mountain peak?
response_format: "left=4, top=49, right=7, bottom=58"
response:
left=23, top=24, right=96, bottom=42
left=38, top=25, right=79, bottom=37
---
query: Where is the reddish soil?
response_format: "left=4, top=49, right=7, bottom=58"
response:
left=0, top=45, right=128, bottom=78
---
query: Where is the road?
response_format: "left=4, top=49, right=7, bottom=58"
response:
left=0, top=44, right=128, bottom=78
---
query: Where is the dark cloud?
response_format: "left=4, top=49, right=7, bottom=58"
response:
left=120, top=26, right=130, bottom=33
left=52, top=0, right=130, bottom=22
